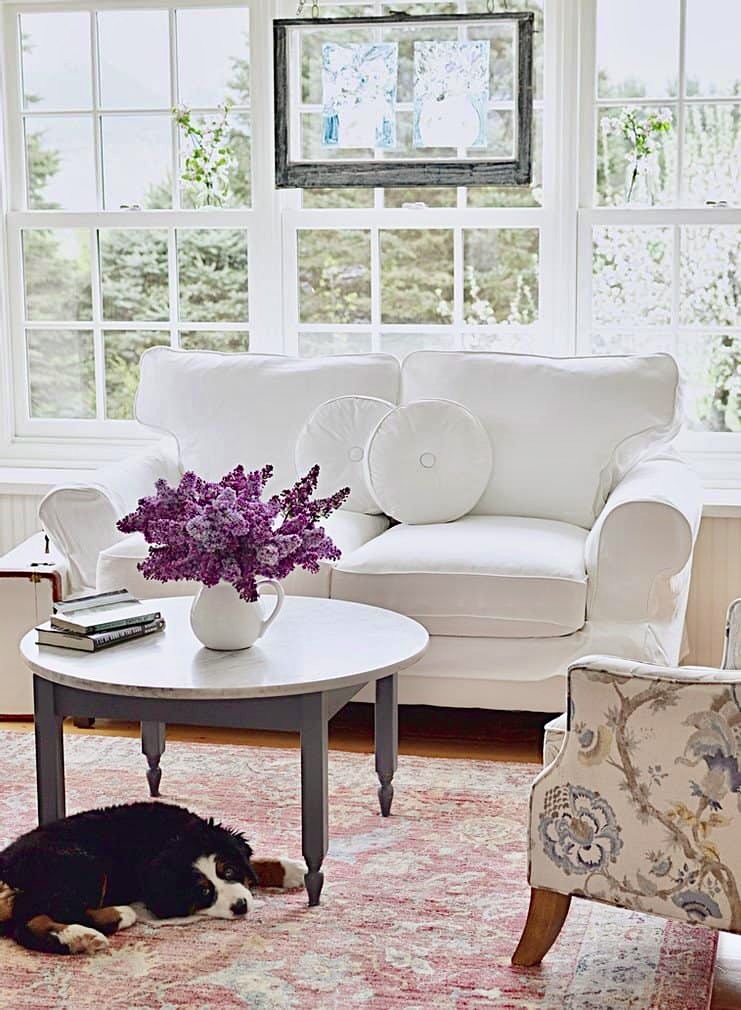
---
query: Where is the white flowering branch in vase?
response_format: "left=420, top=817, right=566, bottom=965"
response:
left=603, top=109, right=672, bottom=205
left=175, top=103, right=236, bottom=208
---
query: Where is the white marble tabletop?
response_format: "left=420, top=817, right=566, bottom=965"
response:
left=20, top=596, right=429, bottom=701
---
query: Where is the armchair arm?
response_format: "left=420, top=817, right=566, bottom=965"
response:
left=585, top=453, right=702, bottom=625
left=529, top=655, right=741, bottom=933
left=38, top=441, right=181, bottom=593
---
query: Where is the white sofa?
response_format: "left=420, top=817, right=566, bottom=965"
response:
left=38, top=348, right=703, bottom=713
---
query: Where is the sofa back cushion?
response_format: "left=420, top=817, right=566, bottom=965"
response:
left=135, top=348, right=400, bottom=493
left=400, top=351, right=681, bottom=529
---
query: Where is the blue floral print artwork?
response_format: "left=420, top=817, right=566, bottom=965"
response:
left=413, top=41, right=490, bottom=149
left=322, top=43, right=398, bottom=149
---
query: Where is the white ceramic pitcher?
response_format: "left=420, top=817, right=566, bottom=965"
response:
left=189, top=579, right=284, bottom=651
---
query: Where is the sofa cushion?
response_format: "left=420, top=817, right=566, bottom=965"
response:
left=97, top=511, right=390, bottom=601
left=295, top=395, right=393, bottom=514
left=364, top=399, right=493, bottom=524
left=135, top=348, right=400, bottom=495
left=331, top=514, right=588, bottom=637
left=400, top=351, right=681, bottom=528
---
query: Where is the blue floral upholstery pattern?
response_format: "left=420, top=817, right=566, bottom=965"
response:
left=529, top=643, right=741, bottom=934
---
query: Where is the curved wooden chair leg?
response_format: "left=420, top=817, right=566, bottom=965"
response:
left=512, top=888, right=572, bottom=966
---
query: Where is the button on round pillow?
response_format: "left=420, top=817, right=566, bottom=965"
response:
left=295, top=395, right=394, bottom=514
left=365, top=399, right=493, bottom=524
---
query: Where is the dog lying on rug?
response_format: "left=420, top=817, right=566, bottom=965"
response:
left=0, top=801, right=305, bottom=955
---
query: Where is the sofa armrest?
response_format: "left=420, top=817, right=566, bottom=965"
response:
left=585, top=453, right=702, bottom=625
left=38, top=441, right=181, bottom=593
left=528, top=655, right=741, bottom=933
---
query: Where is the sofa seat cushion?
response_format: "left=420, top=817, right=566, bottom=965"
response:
left=331, top=515, right=588, bottom=638
left=96, top=511, right=390, bottom=601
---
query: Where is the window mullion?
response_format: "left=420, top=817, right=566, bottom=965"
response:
left=453, top=225, right=463, bottom=347
left=90, top=227, right=106, bottom=420
left=370, top=226, right=381, bottom=352
left=168, top=225, right=179, bottom=348
left=676, top=0, right=687, bottom=206
left=89, top=10, right=103, bottom=211
left=169, top=8, right=179, bottom=210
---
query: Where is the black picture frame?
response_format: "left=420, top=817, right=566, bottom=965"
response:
left=274, top=11, right=534, bottom=189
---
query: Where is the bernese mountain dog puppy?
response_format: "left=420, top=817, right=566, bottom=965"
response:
left=0, top=801, right=305, bottom=955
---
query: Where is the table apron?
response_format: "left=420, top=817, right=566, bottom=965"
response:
left=47, top=680, right=368, bottom=732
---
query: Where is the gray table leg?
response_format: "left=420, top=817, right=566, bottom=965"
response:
left=141, top=721, right=166, bottom=797
left=375, top=673, right=398, bottom=817
left=33, top=676, right=65, bottom=825
left=300, top=692, right=329, bottom=907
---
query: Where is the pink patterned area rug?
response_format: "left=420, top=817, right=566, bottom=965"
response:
left=0, top=731, right=717, bottom=1010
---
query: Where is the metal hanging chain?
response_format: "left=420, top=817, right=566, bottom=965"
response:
left=296, top=0, right=320, bottom=15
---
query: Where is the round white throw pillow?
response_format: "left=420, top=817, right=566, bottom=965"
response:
left=295, top=395, right=394, bottom=513
left=365, top=399, right=493, bottom=524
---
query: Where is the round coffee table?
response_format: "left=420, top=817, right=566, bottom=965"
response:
left=20, top=596, right=428, bottom=906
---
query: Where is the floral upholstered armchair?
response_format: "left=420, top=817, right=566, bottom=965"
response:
left=513, top=599, right=741, bottom=966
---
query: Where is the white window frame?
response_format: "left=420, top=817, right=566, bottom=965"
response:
left=0, top=0, right=282, bottom=463
left=0, top=0, right=738, bottom=484
left=575, top=0, right=741, bottom=486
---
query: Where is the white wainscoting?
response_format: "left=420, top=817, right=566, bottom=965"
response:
left=685, top=516, right=741, bottom=668
left=0, top=491, right=739, bottom=668
left=0, top=492, right=43, bottom=555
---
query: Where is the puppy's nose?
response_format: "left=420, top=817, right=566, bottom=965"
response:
left=232, top=898, right=249, bottom=917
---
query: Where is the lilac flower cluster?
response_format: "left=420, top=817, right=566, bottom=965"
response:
left=117, top=464, right=350, bottom=602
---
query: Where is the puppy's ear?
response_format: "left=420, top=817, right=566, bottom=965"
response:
left=142, top=847, right=194, bottom=919
left=227, top=829, right=258, bottom=886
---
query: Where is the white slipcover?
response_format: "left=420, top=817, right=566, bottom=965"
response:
left=135, top=348, right=400, bottom=490
left=331, top=515, right=588, bottom=638
left=401, top=351, right=681, bottom=528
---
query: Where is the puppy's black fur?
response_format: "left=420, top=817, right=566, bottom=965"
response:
left=0, top=802, right=256, bottom=953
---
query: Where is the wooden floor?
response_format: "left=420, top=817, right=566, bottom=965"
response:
left=1, top=704, right=739, bottom=1008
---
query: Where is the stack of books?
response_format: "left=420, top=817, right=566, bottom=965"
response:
left=36, top=589, right=166, bottom=652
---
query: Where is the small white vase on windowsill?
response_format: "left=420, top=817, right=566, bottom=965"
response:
left=189, top=580, right=284, bottom=651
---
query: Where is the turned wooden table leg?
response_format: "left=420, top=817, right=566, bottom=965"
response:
left=511, top=888, right=572, bottom=966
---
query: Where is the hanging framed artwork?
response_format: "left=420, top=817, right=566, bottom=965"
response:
left=273, top=11, right=534, bottom=189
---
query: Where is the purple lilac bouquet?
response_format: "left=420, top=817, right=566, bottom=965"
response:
left=117, top=464, right=350, bottom=602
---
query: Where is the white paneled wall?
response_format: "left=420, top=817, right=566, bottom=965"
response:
left=0, top=491, right=739, bottom=669
left=0, top=493, right=43, bottom=554
left=685, top=517, right=741, bottom=668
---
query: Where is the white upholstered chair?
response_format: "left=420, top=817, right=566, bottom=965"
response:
left=513, top=599, right=741, bottom=965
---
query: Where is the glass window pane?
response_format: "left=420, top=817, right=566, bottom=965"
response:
left=383, top=187, right=456, bottom=208
left=102, top=116, right=172, bottom=209
left=463, top=228, right=539, bottom=325
left=686, top=0, right=741, bottom=98
left=177, top=229, right=249, bottom=323
left=299, top=332, right=373, bottom=356
left=27, top=329, right=95, bottom=418
left=592, top=227, right=673, bottom=326
left=596, top=0, right=678, bottom=98
left=380, top=229, right=453, bottom=324
left=99, top=229, right=169, bottom=321
left=682, top=333, right=741, bottom=432
left=98, top=11, right=170, bottom=109
left=466, top=106, right=543, bottom=208
left=596, top=106, right=676, bottom=206
left=177, top=8, right=249, bottom=108
left=302, top=188, right=374, bottom=208
left=179, top=331, right=249, bottom=352
left=680, top=226, right=741, bottom=327
left=25, top=117, right=95, bottom=210
left=379, top=332, right=455, bottom=358
left=683, top=104, right=741, bottom=206
left=462, top=329, right=541, bottom=353
left=20, top=12, right=92, bottom=110
left=104, top=330, right=170, bottom=419
left=298, top=230, right=371, bottom=324
left=178, top=112, right=251, bottom=208
left=23, top=229, right=91, bottom=321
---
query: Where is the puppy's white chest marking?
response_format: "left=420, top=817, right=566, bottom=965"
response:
left=194, top=855, right=254, bottom=919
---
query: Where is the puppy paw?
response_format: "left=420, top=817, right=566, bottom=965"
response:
left=114, top=906, right=137, bottom=930
left=0, top=882, right=16, bottom=923
left=279, top=858, right=307, bottom=890
left=56, top=924, right=110, bottom=955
